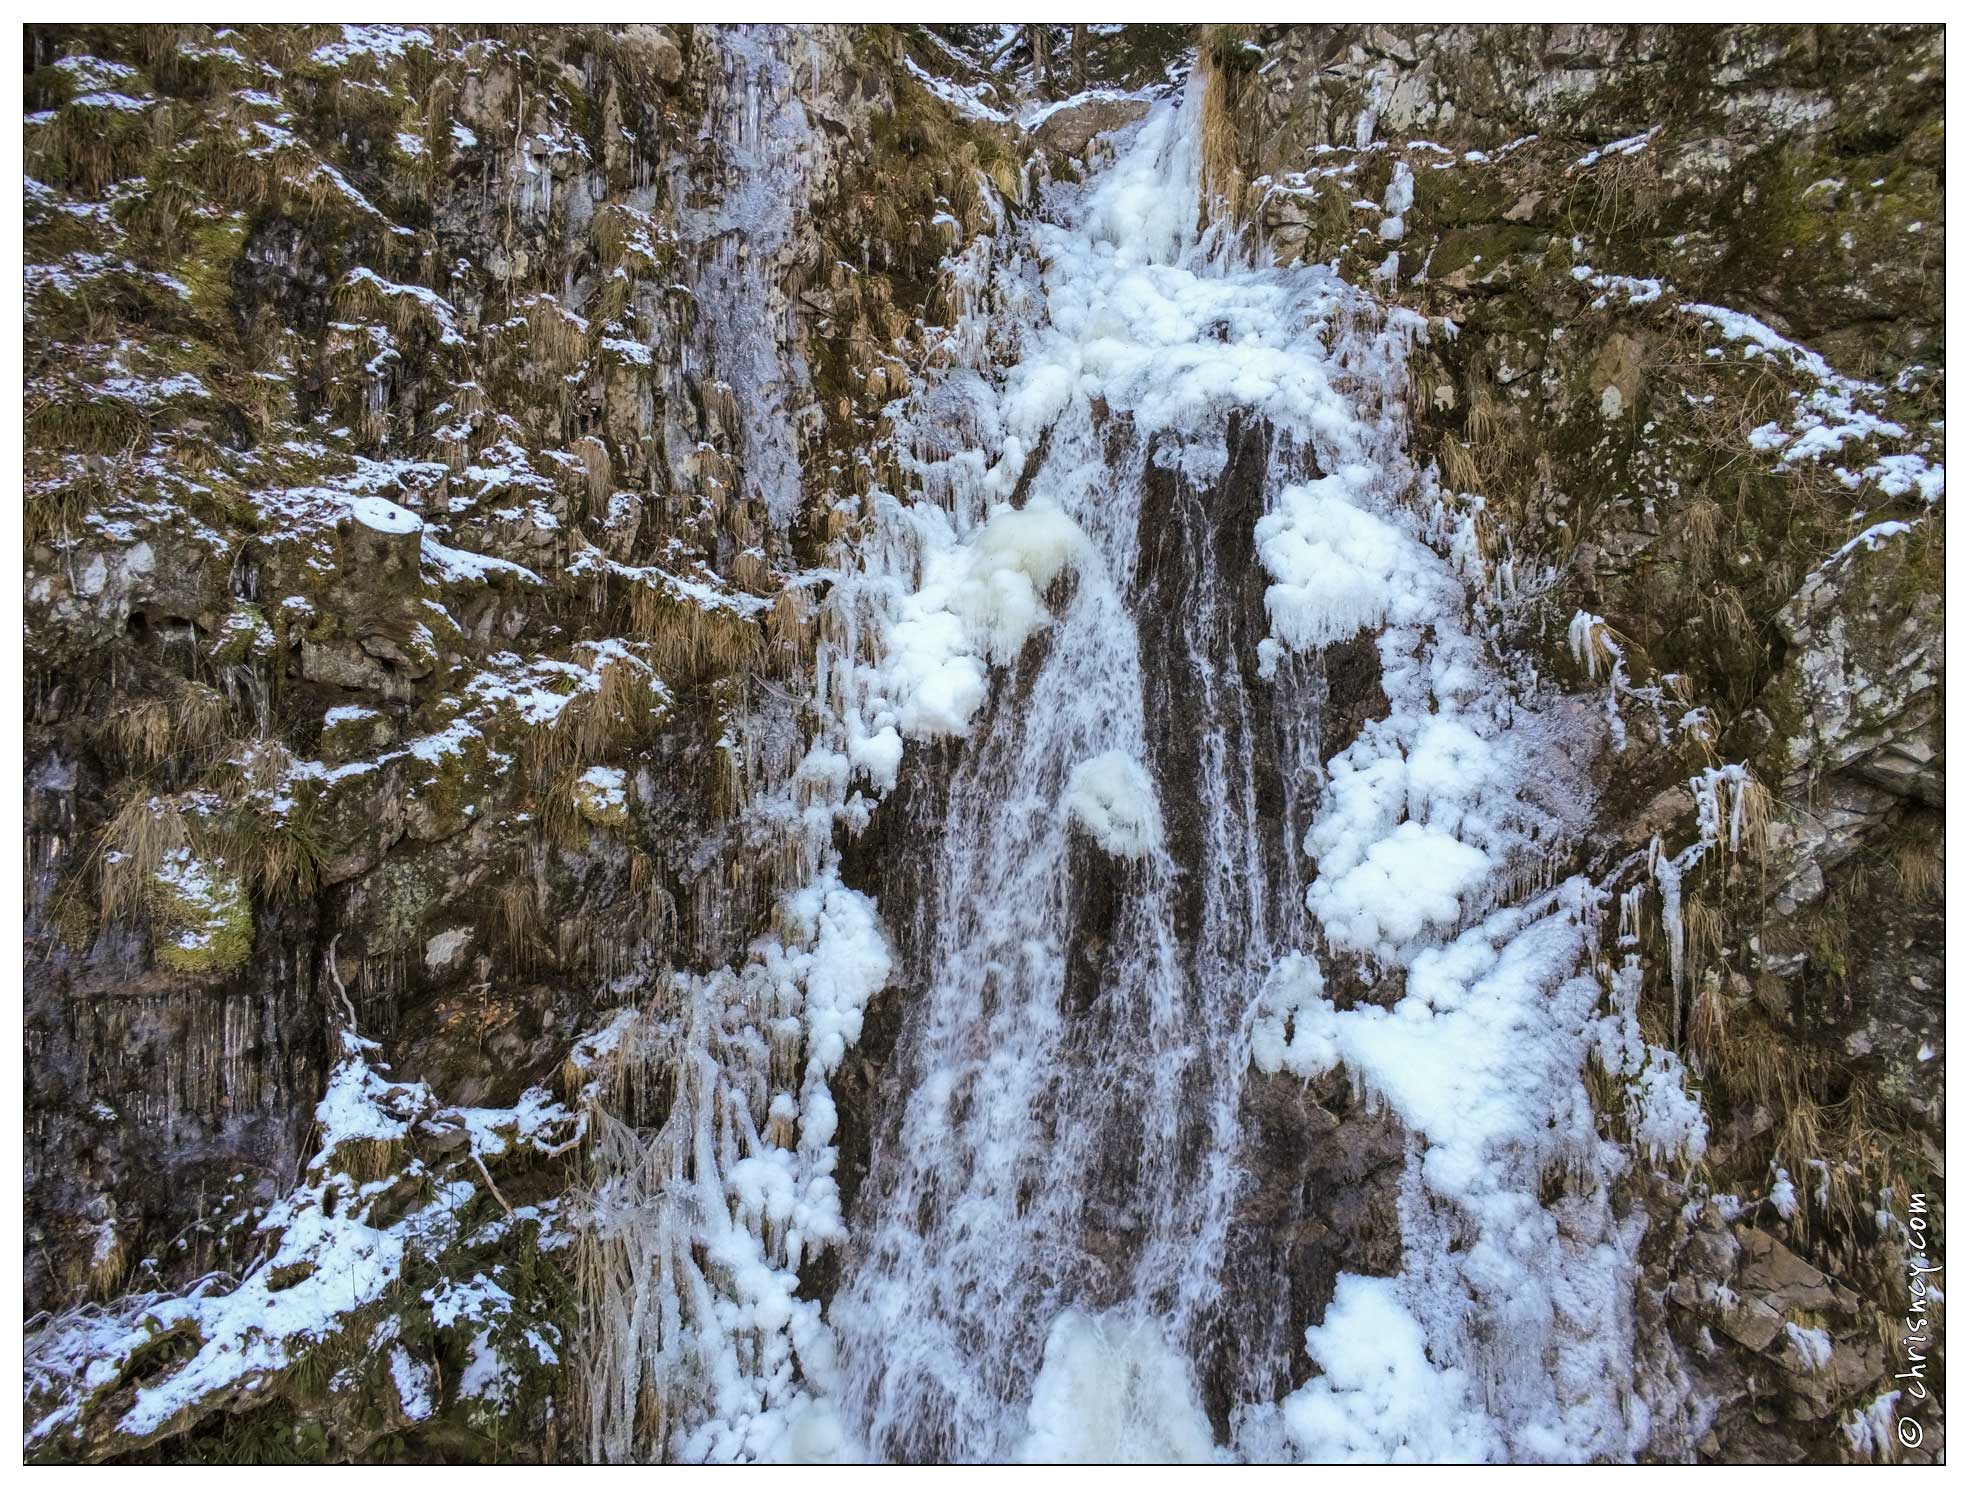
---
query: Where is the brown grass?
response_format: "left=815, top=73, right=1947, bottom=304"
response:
left=98, top=792, right=193, bottom=920
left=1195, top=28, right=1257, bottom=230
left=628, top=582, right=762, bottom=676
left=729, top=547, right=770, bottom=594
left=537, top=767, right=587, bottom=850
left=98, top=682, right=236, bottom=774
left=766, top=587, right=815, bottom=668
left=99, top=699, right=174, bottom=772
left=1683, top=969, right=1730, bottom=1074
left=1569, top=613, right=1626, bottom=683
left=575, top=435, right=613, bottom=513
left=332, top=1136, right=405, bottom=1185
left=29, top=98, right=154, bottom=196
left=1893, top=833, right=1943, bottom=900
left=88, top=1221, right=130, bottom=1300
left=521, top=292, right=591, bottom=372
left=495, top=879, right=542, bottom=971
left=223, top=802, right=327, bottom=903
left=524, top=644, right=669, bottom=776
left=1676, top=495, right=1722, bottom=569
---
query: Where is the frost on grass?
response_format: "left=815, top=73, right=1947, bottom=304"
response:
left=578, top=862, right=893, bottom=1464
left=1841, top=1390, right=1903, bottom=1461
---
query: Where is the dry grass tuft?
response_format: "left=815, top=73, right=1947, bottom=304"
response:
left=1438, top=437, right=1482, bottom=496
left=88, top=1222, right=130, bottom=1301
left=1195, top=27, right=1257, bottom=230
left=1684, top=968, right=1730, bottom=1071
left=1677, top=495, right=1722, bottom=569
left=1893, top=831, right=1943, bottom=900
left=521, top=292, right=591, bottom=372
left=422, top=74, right=457, bottom=163
left=97, top=682, right=236, bottom=774
left=729, top=547, right=770, bottom=594
left=98, top=792, right=193, bottom=920
left=26, top=395, right=151, bottom=458
left=1735, top=774, right=1773, bottom=865
left=1568, top=612, right=1627, bottom=683
left=525, top=644, right=669, bottom=776
left=766, top=587, right=816, bottom=669
left=575, top=436, right=613, bottom=513
left=628, top=582, right=762, bottom=676
left=29, top=99, right=154, bottom=196
left=537, top=767, right=588, bottom=850
left=100, top=699, right=174, bottom=771
left=174, top=683, right=232, bottom=757
left=1681, top=896, right=1726, bottom=994
left=332, top=1136, right=404, bottom=1185
left=495, top=879, right=542, bottom=971
left=226, top=803, right=327, bottom=903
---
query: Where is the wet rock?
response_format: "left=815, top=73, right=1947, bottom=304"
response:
left=1034, top=95, right=1152, bottom=158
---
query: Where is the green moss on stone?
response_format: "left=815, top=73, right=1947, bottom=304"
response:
left=149, top=851, right=254, bottom=975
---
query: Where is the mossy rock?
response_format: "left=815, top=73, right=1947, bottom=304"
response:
left=568, top=766, right=629, bottom=829
left=148, top=849, right=254, bottom=974
left=319, top=704, right=397, bottom=763
left=210, top=602, right=276, bottom=666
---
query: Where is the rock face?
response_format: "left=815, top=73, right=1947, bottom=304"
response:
left=21, top=22, right=1943, bottom=1465
left=1776, top=534, right=1943, bottom=805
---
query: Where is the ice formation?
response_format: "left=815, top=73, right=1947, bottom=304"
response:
left=1018, top=1310, right=1221, bottom=1464
left=1061, top=750, right=1164, bottom=859
left=786, top=72, right=1694, bottom=1464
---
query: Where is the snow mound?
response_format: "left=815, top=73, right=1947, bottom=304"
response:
left=348, top=494, right=422, bottom=534
left=1062, top=750, right=1164, bottom=859
left=886, top=498, right=1091, bottom=738
left=1272, top=1276, right=1500, bottom=1463
left=1255, top=475, right=1414, bottom=653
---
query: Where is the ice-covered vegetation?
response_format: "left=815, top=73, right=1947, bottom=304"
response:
left=27, top=1003, right=581, bottom=1457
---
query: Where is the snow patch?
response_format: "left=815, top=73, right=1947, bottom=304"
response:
left=1061, top=750, right=1164, bottom=859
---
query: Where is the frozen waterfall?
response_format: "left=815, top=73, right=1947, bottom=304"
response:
left=601, top=63, right=1700, bottom=1466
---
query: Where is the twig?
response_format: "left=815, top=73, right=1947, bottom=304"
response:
left=324, top=931, right=358, bottom=1030
left=471, top=1151, right=516, bottom=1215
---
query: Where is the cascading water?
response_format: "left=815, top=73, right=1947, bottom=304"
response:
left=587, top=62, right=1703, bottom=1465
left=810, top=70, right=1700, bottom=1461
left=673, top=25, right=823, bottom=527
left=824, top=88, right=1353, bottom=1462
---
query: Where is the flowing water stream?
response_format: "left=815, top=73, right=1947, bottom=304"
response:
left=589, top=52, right=1694, bottom=1465
left=826, top=79, right=1442, bottom=1461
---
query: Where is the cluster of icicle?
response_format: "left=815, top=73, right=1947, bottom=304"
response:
left=574, top=867, right=891, bottom=1463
